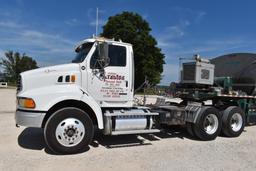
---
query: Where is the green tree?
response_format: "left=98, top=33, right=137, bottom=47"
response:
left=102, top=12, right=165, bottom=88
left=0, top=51, right=38, bottom=83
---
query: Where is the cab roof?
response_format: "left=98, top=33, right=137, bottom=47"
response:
left=74, top=37, right=132, bottom=52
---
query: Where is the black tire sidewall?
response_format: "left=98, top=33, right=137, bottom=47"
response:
left=193, top=107, right=222, bottom=141
left=44, top=107, right=94, bottom=154
left=186, top=122, right=195, bottom=137
left=222, top=106, right=245, bottom=137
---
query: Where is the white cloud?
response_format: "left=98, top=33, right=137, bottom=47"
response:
left=156, top=20, right=189, bottom=48
left=89, top=19, right=106, bottom=27
left=0, top=21, right=24, bottom=28
left=21, top=30, right=45, bottom=38
left=0, top=19, right=77, bottom=66
left=20, top=30, right=74, bottom=45
left=0, top=29, right=75, bottom=54
left=167, top=26, right=185, bottom=37
left=65, top=18, right=80, bottom=26
left=176, top=38, right=247, bottom=56
left=172, top=7, right=207, bottom=23
left=195, top=11, right=207, bottom=23
left=155, top=7, right=251, bottom=61
left=156, top=7, right=206, bottom=49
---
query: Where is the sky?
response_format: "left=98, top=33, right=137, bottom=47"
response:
left=0, top=0, right=256, bottom=85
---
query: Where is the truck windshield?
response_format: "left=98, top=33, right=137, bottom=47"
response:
left=72, top=42, right=94, bottom=63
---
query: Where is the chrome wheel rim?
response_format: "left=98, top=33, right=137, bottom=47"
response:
left=55, top=118, right=85, bottom=147
left=203, top=114, right=219, bottom=135
left=230, top=113, right=243, bottom=132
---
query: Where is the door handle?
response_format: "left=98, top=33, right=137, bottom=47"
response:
left=126, top=81, right=128, bottom=87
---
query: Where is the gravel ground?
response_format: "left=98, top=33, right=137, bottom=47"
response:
left=1, top=88, right=256, bottom=171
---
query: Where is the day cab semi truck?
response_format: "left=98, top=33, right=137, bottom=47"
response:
left=15, top=37, right=256, bottom=154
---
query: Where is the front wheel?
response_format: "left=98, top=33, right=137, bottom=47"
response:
left=44, top=107, right=94, bottom=154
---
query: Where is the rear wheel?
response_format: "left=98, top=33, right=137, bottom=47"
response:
left=222, top=106, right=245, bottom=137
left=44, top=107, right=94, bottom=154
left=186, top=122, right=195, bottom=137
left=193, top=107, right=222, bottom=141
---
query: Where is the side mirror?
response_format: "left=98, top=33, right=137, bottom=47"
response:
left=98, top=42, right=110, bottom=68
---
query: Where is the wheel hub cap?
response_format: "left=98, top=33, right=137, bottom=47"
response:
left=67, top=128, right=76, bottom=137
left=203, top=114, right=218, bottom=135
left=55, top=118, right=85, bottom=147
left=230, top=113, right=243, bottom=132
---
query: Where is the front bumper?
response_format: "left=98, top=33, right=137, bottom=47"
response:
left=15, top=109, right=46, bottom=127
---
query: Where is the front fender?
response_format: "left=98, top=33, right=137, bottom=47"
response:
left=80, top=88, right=104, bottom=129
left=17, top=84, right=104, bottom=129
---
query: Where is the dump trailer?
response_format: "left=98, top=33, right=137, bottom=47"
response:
left=15, top=37, right=256, bottom=154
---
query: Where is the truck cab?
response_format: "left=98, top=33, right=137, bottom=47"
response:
left=15, top=37, right=159, bottom=154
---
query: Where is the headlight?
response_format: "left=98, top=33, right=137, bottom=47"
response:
left=17, top=97, right=36, bottom=109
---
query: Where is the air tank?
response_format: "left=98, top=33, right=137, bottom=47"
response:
left=211, top=53, right=256, bottom=95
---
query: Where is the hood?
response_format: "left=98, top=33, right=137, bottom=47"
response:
left=20, top=63, right=81, bottom=92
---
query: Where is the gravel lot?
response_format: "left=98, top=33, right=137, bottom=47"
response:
left=1, top=88, right=256, bottom=171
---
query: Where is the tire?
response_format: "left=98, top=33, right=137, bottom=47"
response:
left=44, top=107, right=94, bottom=154
left=186, top=122, right=195, bottom=137
left=193, top=107, right=222, bottom=141
left=222, top=106, right=245, bottom=137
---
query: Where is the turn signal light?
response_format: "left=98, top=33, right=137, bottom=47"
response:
left=18, top=98, right=36, bottom=109
left=71, top=75, right=76, bottom=82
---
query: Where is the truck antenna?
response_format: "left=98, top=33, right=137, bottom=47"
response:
left=96, top=7, right=99, bottom=37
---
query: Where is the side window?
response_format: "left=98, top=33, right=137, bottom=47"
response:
left=90, top=44, right=126, bottom=69
left=108, top=45, right=126, bottom=66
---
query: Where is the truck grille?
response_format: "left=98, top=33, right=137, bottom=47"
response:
left=17, top=75, right=22, bottom=93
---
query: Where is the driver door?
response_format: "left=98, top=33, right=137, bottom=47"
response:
left=86, top=43, right=130, bottom=107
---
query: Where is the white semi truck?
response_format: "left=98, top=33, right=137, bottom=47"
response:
left=15, top=37, right=256, bottom=154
